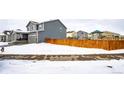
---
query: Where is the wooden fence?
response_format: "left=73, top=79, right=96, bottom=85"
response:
left=45, top=38, right=124, bottom=50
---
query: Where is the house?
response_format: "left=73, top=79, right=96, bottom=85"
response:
left=101, top=31, right=120, bottom=40
left=3, top=29, right=29, bottom=44
left=66, top=31, right=77, bottom=39
left=0, top=32, right=6, bottom=42
left=77, top=30, right=88, bottom=40
left=88, top=33, right=92, bottom=40
left=119, top=35, right=124, bottom=40
left=3, top=30, right=13, bottom=42
left=90, top=30, right=102, bottom=40
left=26, top=19, right=67, bottom=43
left=10, top=30, right=29, bottom=44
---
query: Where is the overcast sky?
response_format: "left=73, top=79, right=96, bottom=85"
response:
left=0, top=19, right=124, bottom=35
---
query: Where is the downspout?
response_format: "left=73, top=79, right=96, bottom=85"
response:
left=37, top=30, right=38, bottom=43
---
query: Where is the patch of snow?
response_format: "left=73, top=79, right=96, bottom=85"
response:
left=0, top=42, right=8, bottom=46
left=2, top=43, right=124, bottom=55
left=0, top=59, right=124, bottom=74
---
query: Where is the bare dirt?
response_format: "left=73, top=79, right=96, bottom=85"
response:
left=0, top=53, right=124, bottom=61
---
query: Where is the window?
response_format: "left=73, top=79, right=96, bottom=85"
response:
left=59, top=27, right=63, bottom=32
left=38, top=23, right=44, bottom=31
left=36, top=25, right=39, bottom=30
left=60, top=27, right=62, bottom=30
left=30, top=25, right=33, bottom=31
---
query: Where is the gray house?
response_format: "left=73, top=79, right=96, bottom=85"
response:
left=77, top=31, right=88, bottom=40
left=26, top=19, right=67, bottom=43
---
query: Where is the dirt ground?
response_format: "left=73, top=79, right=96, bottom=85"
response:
left=0, top=53, right=124, bottom=61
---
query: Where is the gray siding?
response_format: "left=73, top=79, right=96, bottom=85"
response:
left=77, top=31, right=88, bottom=40
left=38, top=20, right=66, bottom=43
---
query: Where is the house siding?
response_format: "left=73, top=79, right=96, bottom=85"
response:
left=38, top=20, right=66, bottom=43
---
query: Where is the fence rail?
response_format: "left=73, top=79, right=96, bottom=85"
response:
left=45, top=38, right=124, bottom=50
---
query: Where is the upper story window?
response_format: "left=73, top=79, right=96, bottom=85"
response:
left=31, top=25, right=34, bottom=30
left=27, top=23, right=38, bottom=31
left=36, top=25, right=39, bottom=30
left=38, top=23, right=44, bottom=31
left=59, top=27, right=62, bottom=30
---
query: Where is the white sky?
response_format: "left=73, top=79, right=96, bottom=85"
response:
left=0, top=19, right=124, bottom=35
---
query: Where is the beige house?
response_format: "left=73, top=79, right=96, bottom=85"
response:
left=101, top=31, right=120, bottom=40
left=66, top=31, right=77, bottom=39
left=119, top=35, right=124, bottom=40
left=88, top=33, right=92, bottom=40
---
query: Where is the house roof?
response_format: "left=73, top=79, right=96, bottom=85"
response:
left=91, top=30, right=102, bottom=34
left=77, top=30, right=88, bottom=34
left=41, top=19, right=67, bottom=29
left=3, top=30, right=30, bottom=34
left=102, top=31, right=120, bottom=36
left=67, top=31, right=75, bottom=33
left=26, top=21, right=39, bottom=27
left=26, top=19, right=67, bottom=29
left=15, top=30, right=30, bottom=34
left=0, top=33, right=5, bottom=36
left=3, top=30, right=14, bottom=35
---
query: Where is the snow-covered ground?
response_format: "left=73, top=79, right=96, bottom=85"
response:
left=0, top=42, right=8, bottom=46
left=2, top=43, right=124, bottom=55
left=0, top=59, right=124, bottom=74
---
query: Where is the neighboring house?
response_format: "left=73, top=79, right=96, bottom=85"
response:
left=88, top=33, right=92, bottom=40
left=77, top=30, right=88, bottom=40
left=0, top=33, right=6, bottom=42
left=26, top=19, right=67, bottom=43
left=90, top=30, right=102, bottom=40
left=101, top=31, right=120, bottom=40
left=3, top=30, right=13, bottom=42
left=3, top=29, right=29, bottom=44
left=66, top=31, right=77, bottom=39
left=119, top=35, right=124, bottom=40
left=11, top=30, right=29, bottom=44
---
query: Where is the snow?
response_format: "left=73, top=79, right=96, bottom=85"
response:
left=0, top=42, right=8, bottom=46
left=2, top=43, right=124, bottom=55
left=15, top=30, right=30, bottom=33
left=1, top=43, right=123, bottom=74
left=0, top=59, right=124, bottom=74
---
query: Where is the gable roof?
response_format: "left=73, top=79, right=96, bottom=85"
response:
left=77, top=30, right=88, bottom=34
left=102, top=31, right=120, bottom=36
left=40, top=19, right=67, bottom=29
left=91, top=30, right=102, bottom=34
left=15, top=30, right=30, bottom=34
left=67, top=31, right=75, bottom=33
left=26, top=19, right=67, bottom=29
left=26, top=21, right=39, bottom=27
